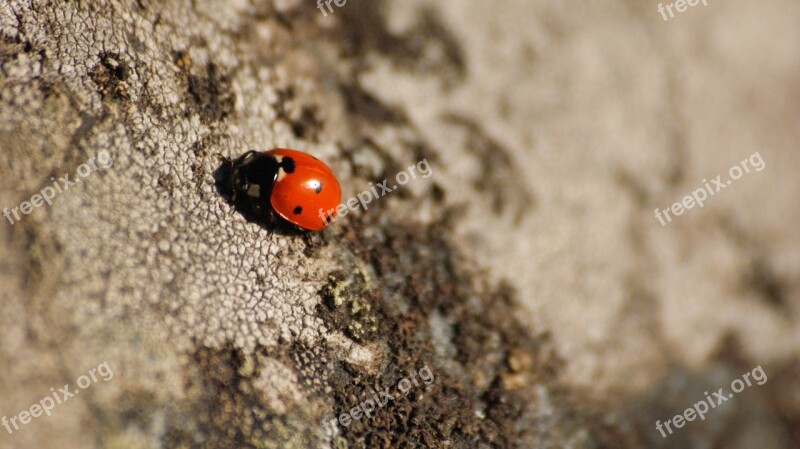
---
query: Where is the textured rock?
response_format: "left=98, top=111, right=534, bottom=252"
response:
left=0, top=0, right=798, bottom=448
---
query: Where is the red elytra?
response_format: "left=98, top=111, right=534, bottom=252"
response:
left=230, top=148, right=341, bottom=231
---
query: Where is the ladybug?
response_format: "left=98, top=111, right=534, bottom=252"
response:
left=229, top=148, right=341, bottom=231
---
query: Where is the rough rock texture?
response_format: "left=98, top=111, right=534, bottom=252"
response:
left=0, top=0, right=798, bottom=448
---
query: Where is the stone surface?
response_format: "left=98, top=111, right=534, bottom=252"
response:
left=0, top=0, right=798, bottom=448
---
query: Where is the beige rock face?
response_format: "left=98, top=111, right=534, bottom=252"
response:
left=374, top=0, right=800, bottom=395
left=0, top=0, right=798, bottom=448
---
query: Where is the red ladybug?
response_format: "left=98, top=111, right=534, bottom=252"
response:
left=229, top=148, right=341, bottom=231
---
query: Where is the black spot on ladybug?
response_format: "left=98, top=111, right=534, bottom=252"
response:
left=315, top=183, right=322, bottom=194
left=293, top=206, right=303, bottom=215
left=282, top=157, right=296, bottom=174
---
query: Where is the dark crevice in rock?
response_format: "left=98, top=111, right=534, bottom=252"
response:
left=185, top=62, right=235, bottom=123
left=91, top=52, right=131, bottom=100
left=336, top=1, right=466, bottom=85
left=443, top=113, right=536, bottom=223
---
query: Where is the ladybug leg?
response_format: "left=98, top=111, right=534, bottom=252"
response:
left=266, top=209, right=279, bottom=230
left=234, top=150, right=263, bottom=166
left=215, top=153, right=231, bottom=165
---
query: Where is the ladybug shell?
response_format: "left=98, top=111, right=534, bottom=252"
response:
left=267, top=148, right=341, bottom=231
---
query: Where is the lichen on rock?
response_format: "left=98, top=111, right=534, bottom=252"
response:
left=2, top=0, right=799, bottom=448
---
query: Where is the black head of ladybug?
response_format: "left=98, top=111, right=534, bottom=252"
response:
left=229, top=150, right=289, bottom=214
